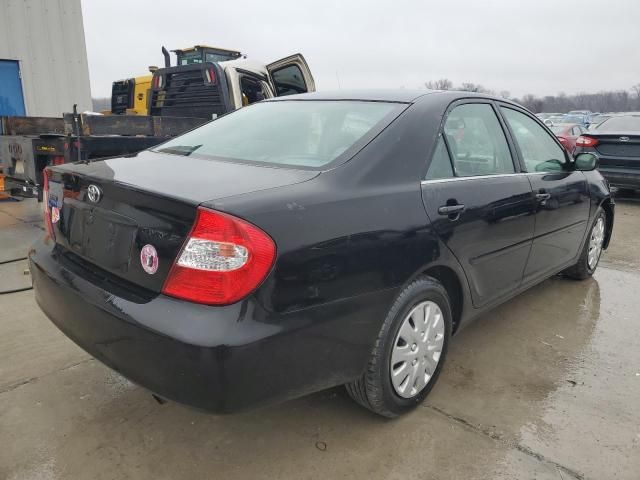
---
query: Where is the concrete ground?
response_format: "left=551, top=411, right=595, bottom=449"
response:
left=1, top=195, right=639, bottom=480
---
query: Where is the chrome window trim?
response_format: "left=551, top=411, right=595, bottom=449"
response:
left=421, top=173, right=525, bottom=185
left=420, top=171, right=565, bottom=185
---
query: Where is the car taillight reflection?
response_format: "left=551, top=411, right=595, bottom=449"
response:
left=42, top=168, right=55, bottom=240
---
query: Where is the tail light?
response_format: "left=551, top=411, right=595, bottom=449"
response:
left=162, top=207, right=276, bottom=305
left=205, top=67, right=217, bottom=85
left=576, top=136, right=598, bottom=147
left=42, top=168, right=55, bottom=240
left=557, top=136, right=568, bottom=144
left=152, top=74, right=163, bottom=89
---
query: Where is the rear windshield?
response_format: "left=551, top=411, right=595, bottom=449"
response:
left=597, top=116, right=640, bottom=132
left=550, top=126, right=565, bottom=133
left=153, top=100, right=403, bottom=169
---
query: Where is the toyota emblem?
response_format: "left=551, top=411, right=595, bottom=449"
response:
left=87, top=184, right=102, bottom=203
left=140, top=244, right=159, bottom=274
left=619, top=136, right=630, bottom=142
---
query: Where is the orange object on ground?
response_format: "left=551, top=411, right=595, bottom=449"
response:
left=0, top=174, right=8, bottom=198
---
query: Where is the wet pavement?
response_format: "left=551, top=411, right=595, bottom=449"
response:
left=1, top=196, right=639, bottom=479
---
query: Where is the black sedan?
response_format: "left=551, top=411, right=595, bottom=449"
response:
left=31, top=90, right=614, bottom=417
left=574, top=114, right=640, bottom=192
left=574, top=115, right=640, bottom=190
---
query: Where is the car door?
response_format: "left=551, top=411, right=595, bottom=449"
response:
left=266, top=54, right=316, bottom=96
left=499, top=105, right=590, bottom=282
left=421, top=101, right=536, bottom=308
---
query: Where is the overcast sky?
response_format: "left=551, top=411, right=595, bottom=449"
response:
left=81, top=0, right=640, bottom=99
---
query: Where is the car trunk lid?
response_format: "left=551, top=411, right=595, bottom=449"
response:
left=46, top=151, right=318, bottom=292
left=590, top=132, right=640, bottom=168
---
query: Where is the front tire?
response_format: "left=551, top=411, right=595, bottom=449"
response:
left=346, top=276, right=452, bottom=417
left=563, top=208, right=607, bottom=280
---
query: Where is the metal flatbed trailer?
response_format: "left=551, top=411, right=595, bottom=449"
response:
left=0, top=113, right=206, bottom=200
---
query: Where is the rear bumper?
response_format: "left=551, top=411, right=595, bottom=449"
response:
left=598, top=167, right=640, bottom=189
left=574, top=147, right=640, bottom=189
left=29, top=238, right=394, bottom=413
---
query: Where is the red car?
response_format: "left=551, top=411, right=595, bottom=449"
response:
left=550, top=123, right=586, bottom=153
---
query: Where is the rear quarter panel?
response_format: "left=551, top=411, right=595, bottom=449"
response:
left=202, top=96, right=471, bottom=316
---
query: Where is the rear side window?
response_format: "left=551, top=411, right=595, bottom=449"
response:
left=425, top=137, right=454, bottom=180
left=443, top=103, right=515, bottom=177
left=271, top=65, right=307, bottom=96
left=501, top=108, right=566, bottom=172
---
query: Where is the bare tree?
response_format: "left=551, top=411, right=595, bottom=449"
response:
left=631, top=84, right=640, bottom=109
left=513, top=86, right=640, bottom=113
left=425, top=80, right=640, bottom=113
left=459, top=82, right=482, bottom=92
left=457, top=82, right=494, bottom=95
left=425, top=78, right=453, bottom=90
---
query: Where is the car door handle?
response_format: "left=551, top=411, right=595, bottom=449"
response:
left=438, top=204, right=466, bottom=216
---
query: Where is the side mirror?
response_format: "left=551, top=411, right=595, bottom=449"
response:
left=574, top=153, right=598, bottom=171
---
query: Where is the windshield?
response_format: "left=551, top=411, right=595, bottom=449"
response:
left=596, top=116, right=640, bottom=132
left=154, top=100, right=403, bottom=168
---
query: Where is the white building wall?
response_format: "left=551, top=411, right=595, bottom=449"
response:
left=0, top=0, right=92, bottom=116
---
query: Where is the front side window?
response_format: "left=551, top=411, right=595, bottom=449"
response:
left=501, top=108, right=566, bottom=172
left=154, top=100, right=403, bottom=169
left=443, top=103, right=515, bottom=177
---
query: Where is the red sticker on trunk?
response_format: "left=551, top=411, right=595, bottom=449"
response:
left=140, top=244, right=159, bottom=274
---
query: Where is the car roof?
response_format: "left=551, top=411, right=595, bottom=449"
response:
left=268, top=89, right=522, bottom=106
left=268, top=89, right=433, bottom=103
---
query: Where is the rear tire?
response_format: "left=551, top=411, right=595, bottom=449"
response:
left=346, top=276, right=452, bottom=417
left=563, top=208, right=606, bottom=280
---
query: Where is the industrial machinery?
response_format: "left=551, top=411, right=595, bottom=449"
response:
left=110, top=75, right=152, bottom=115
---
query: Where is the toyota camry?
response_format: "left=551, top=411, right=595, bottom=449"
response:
left=30, top=90, right=614, bottom=417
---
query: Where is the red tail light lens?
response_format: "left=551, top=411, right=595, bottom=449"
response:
left=205, top=67, right=217, bottom=85
left=42, top=168, right=55, bottom=240
left=162, top=207, right=276, bottom=305
left=576, top=136, right=599, bottom=147
left=152, top=74, right=163, bottom=89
